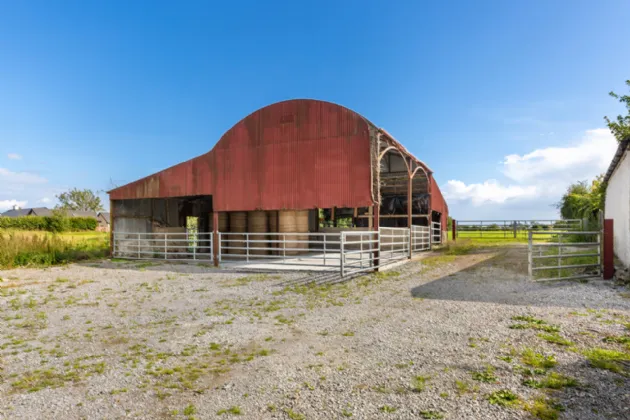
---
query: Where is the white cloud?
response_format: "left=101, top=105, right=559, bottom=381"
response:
left=502, top=129, right=617, bottom=184
left=0, top=199, right=28, bottom=212
left=0, top=168, right=47, bottom=193
left=443, top=128, right=618, bottom=218
left=444, top=180, right=537, bottom=205
left=39, top=197, right=52, bottom=204
left=7, top=153, right=22, bottom=160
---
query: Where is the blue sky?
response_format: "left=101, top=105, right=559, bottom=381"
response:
left=1, top=1, right=629, bottom=219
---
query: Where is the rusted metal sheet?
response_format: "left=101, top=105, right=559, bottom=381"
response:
left=430, top=177, right=449, bottom=229
left=109, top=100, right=374, bottom=211
left=108, top=99, right=449, bottom=219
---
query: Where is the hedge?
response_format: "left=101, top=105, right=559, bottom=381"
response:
left=0, top=216, right=98, bottom=232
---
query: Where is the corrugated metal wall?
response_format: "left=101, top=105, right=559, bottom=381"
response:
left=110, top=100, right=373, bottom=211
left=430, top=177, right=449, bottom=229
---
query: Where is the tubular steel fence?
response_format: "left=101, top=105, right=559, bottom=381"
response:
left=528, top=230, right=601, bottom=282
left=219, top=232, right=343, bottom=270
left=456, top=219, right=582, bottom=240
left=112, top=232, right=213, bottom=261
left=412, top=225, right=431, bottom=252
left=113, top=225, right=439, bottom=277
left=431, top=222, right=442, bottom=244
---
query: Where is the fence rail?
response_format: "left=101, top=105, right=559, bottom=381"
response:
left=112, top=232, right=213, bottom=261
left=412, top=225, right=431, bottom=252
left=528, top=230, right=601, bottom=282
left=456, top=219, right=583, bottom=240
left=431, top=222, right=442, bottom=244
left=112, top=225, right=438, bottom=276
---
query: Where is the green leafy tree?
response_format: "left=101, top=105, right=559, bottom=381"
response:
left=556, top=176, right=605, bottom=222
left=604, top=80, right=630, bottom=142
left=56, top=188, right=104, bottom=212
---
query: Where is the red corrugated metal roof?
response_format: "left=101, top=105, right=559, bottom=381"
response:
left=109, top=99, right=448, bottom=216
left=109, top=99, right=374, bottom=211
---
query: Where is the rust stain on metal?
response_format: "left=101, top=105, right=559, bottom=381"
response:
left=109, top=99, right=448, bottom=222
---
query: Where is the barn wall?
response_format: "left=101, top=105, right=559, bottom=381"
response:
left=605, top=150, right=630, bottom=267
left=109, top=100, right=374, bottom=211
left=431, top=177, right=449, bottom=230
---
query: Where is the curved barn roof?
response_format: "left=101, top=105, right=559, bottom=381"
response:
left=109, top=99, right=443, bottom=214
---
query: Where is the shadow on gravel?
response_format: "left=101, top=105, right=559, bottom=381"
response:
left=410, top=248, right=626, bottom=310
left=77, top=259, right=357, bottom=286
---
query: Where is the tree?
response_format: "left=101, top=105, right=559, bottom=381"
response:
left=604, top=79, right=630, bottom=142
left=556, top=176, right=605, bottom=222
left=56, top=188, right=104, bottom=212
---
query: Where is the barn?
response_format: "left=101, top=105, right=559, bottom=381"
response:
left=107, top=99, right=448, bottom=272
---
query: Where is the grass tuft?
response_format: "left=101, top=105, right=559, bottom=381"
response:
left=487, top=389, right=520, bottom=407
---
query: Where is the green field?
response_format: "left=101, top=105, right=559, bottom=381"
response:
left=0, top=230, right=109, bottom=269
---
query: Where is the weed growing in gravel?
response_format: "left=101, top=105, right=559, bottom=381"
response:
left=341, top=409, right=353, bottom=417
left=411, top=375, right=431, bottom=392
left=487, top=389, right=520, bottom=407
left=419, top=410, right=444, bottom=419
left=372, top=270, right=400, bottom=279
left=471, top=365, right=497, bottom=383
left=509, top=316, right=560, bottom=333
left=11, top=359, right=106, bottom=393
left=183, top=404, right=197, bottom=415
left=582, top=347, right=630, bottom=374
left=602, top=335, right=630, bottom=346
left=455, top=379, right=477, bottom=395
left=284, top=408, right=305, bottom=420
left=379, top=405, right=398, bottom=413
left=420, top=255, right=456, bottom=272
left=523, top=396, right=565, bottom=420
left=521, top=349, right=557, bottom=369
left=217, top=406, right=242, bottom=415
left=341, top=331, right=355, bottom=337
left=497, top=355, right=513, bottom=363
left=522, top=372, right=578, bottom=389
left=537, top=333, right=574, bottom=346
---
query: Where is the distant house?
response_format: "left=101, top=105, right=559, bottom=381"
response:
left=97, top=212, right=110, bottom=232
left=29, top=207, right=54, bottom=217
left=1, top=207, right=32, bottom=217
left=0, top=206, right=53, bottom=217
left=604, top=138, right=630, bottom=267
left=70, top=210, right=98, bottom=219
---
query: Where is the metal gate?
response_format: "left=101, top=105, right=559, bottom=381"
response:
left=528, top=230, right=601, bottom=281
left=112, top=231, right=214, bottom=261
left=412, top=225, right=431, bottom=252
left=431, top=222, right=442, bottom=244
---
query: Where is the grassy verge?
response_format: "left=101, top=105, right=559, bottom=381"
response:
left=0, top=230, right=109, bottom=269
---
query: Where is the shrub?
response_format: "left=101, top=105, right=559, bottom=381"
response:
left=0, top=216, right=97, bottom=232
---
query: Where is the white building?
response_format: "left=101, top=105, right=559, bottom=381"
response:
left=604, top=139, right=630, bottom=267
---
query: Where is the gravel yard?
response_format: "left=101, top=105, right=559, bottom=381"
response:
left=1, top=245, right=629, bottom=420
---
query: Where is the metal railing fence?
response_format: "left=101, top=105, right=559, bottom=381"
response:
left=340, top=231, right=379, bottom=277
left=431, top=222, right=442, bottom=244
left=112, top=224, right=437, bottom=276
left=112, top=232, right=213, bottom=261
left=412, top=225, right=431, bottom=252
left=528, top=230, right=601, bottom=282
left=456, top=219, right=582, bottom=240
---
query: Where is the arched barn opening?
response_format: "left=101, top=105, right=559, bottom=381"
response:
left=108, top=99, right=449, bottom=273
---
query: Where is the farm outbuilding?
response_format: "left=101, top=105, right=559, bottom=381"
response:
left=108, top=99, right=448, bottom=270
left=604, top=138, right=630, bottom=267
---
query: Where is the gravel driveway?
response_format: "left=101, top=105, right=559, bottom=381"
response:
left=0, top=245, right=629, bottom=420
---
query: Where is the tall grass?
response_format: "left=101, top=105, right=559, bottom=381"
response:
left=0, top=231, right=109, bottom=269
